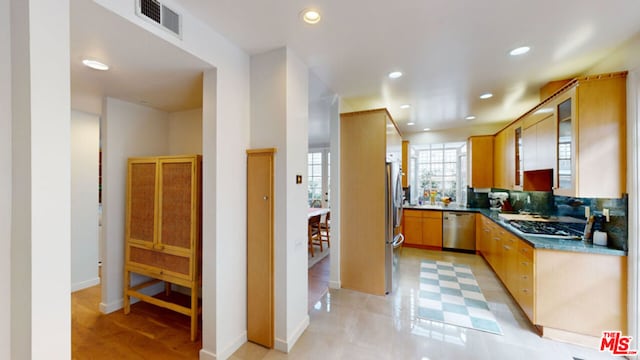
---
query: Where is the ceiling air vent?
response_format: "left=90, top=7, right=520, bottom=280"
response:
left=137, top=0, right=182, bottom=38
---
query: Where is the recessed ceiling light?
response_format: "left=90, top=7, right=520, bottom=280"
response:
left=400, top=104, right=411, bottom=109
left=423, top=128, right=431, bottom=132
left=301, top=9, right=321, bottom=24
left=479, top=93, right=493, bottom=99
left=82, top=59, right=109, bottom=71
left=510, top=46, right=531, bottom=56
left=407, top=122, right=415, bottom=126
left=388, top=71, right=403, bottom=79
left=465, top=115, right=476, bottom=120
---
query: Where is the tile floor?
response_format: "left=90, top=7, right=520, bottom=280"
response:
left=232, top=247, right=619, bottom=359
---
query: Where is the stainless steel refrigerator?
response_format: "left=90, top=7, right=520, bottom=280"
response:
left=385, top=161, right=405, bottom=294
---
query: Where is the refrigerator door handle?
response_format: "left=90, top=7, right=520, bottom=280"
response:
left=392, top=233, right=405, bottom=248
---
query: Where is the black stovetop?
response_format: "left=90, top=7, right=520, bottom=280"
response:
left=508, top=220, right=584, bottom=239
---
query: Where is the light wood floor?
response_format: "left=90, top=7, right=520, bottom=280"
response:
left=72, top=285, right=201, bottom=359
left=72, top=260, right=330, bottom=359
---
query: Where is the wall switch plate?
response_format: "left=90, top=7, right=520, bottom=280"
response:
left=585, top=206, right=590, bottom=219
left=296, top=175, right=302, bottom=184
left=603, top=208, right=610, bottom=222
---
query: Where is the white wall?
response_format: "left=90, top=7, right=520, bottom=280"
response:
left=100, top=97, right=169, bottom=313
left=71, top=110, right=100, bottom=292
left=10, top=0, right=71, bottom=358
left=284, top=49, right=310, bottom=351
left=93, top=1, right=252, bottom=358
left=250, top=47, right=309, bottom=352
left=0, top=0, right=11, bottom=357
left=169, top=108, right=203, bottom=155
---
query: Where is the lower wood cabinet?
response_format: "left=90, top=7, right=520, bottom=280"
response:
left=477, top=213, right=627, bottom=344
left=403, top=209, right=442, bottom=248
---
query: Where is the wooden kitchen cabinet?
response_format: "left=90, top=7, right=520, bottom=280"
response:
left=517, top=240, right=534, bottom=322
left=402, top=210, right=423, bottom=246
left=522, top=112, right=556, bottom=172
left=547, top=72, right=626, bottom=198
left=492, top=130, right=507, bottom=188
left=467, top=135, right=494, bottom=188
left=421, top=211, right=443, bottom=247
left=477, top=213, right=627, bottom=345
left=402, top=209, right=442, bottom=248
left=493, top=121, right=520, bottom=190
left=535, top=249, right=627, bottom=340
left=124, top=154, right=202, bottom=341
left=341, top=108, right=402, bottom=295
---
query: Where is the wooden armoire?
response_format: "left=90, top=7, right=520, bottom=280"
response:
left=123, top=154, right=202, bottom=341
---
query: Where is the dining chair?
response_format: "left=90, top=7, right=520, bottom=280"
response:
left=319, top=211, right=330, bottom=249
left=308, top=214, right=322, bottom=257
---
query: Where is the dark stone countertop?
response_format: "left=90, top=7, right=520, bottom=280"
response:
left=403, top=204, right=627, bottom=256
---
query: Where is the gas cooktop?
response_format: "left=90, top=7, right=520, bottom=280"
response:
left=507, top=219, right=585, bottom=239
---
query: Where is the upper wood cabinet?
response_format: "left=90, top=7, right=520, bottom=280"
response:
left=493, top=71, right=626, bottom=197
left=467, top=135, right=494, bottom=188
left=522, top=111, right=556, bottom=172
left=550, top=73, right=627, bottom=198
left=493, top=121, right=519, bottom=190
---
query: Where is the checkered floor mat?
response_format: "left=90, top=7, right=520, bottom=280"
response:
left=418, top=260, right=503, bottom=335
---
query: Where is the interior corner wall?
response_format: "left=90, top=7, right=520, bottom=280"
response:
left=10, top=0, right=71, bottom=358
left=283, top=49, right=310, bottom=350
left=0, top=0, right=11, bottom=357
left=169, top=108, right=203, bottom=155
left=100, top=98, right=169, bottom=313
left=329, top=96, right=341, bottom=290
left=70, top=110, right=100, bottom=292
left=250, top=47, right=288, bottom=351
left=250, top=47, right=310, bottom=353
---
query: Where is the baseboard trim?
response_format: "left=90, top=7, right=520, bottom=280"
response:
left=274, top=315, right=310, bottom=353
left=99, top=281, right=165, bottom=314
left=198, top=331, right=247, bottom=359
left=328, top=280, right=341, bottom=289
left=542, top=326, right=601, bottom=349
left=199, top=348, right=216, bottom=360
left=219, top=331, right=247, bottom=359
left=71, top=277, right=100, bottom=292
left=100, top=299, right=123, bottom=314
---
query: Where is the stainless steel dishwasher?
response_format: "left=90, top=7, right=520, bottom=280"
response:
left=442, top=211, right=476, bottom=252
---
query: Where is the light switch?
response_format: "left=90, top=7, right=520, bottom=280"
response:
left=296, top=175, right=302, bottom=184
left=584, top=206, right=590, bottom=219
left=603, top=208, right=610, bottom=222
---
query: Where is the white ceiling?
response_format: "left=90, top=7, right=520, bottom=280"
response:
left=71, top=0, right=640, bottom=139
left=176, top=0, right=640, bottom=135
left=70, top=0, right=211, bottom=113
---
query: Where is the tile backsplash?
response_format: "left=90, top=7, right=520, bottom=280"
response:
left=466, top=187, right=628, bottom=251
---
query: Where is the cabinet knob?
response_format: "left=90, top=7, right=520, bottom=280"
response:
left=263, top=195, right=269, bottom=200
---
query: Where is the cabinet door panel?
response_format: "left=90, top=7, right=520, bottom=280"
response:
left=160, top=160, right=195, bottom=249
left=422, top=216, right=442, bottom=247
left=403, top=215, right=422, bottom=245
left=128, top=162, right=157, bottom=244
left=536, top=115, right=556, bottom=171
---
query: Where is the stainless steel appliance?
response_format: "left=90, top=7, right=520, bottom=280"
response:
left=442, top=211, right=476, bottom=252
left=385, top=161, right=404, bottom=294
left=507, top=219, right=584, bottom=239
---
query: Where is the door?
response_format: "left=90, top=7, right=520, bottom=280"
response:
left=247, top=149, right=275, bottom=348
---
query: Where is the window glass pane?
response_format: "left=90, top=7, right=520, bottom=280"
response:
left=415, top=142, right=465, bottom=203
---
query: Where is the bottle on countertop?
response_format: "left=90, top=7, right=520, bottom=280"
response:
left=582, top=216, right=594, bottom=241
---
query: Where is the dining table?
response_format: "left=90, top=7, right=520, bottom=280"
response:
left=308, top=207, right=329, bottom=218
